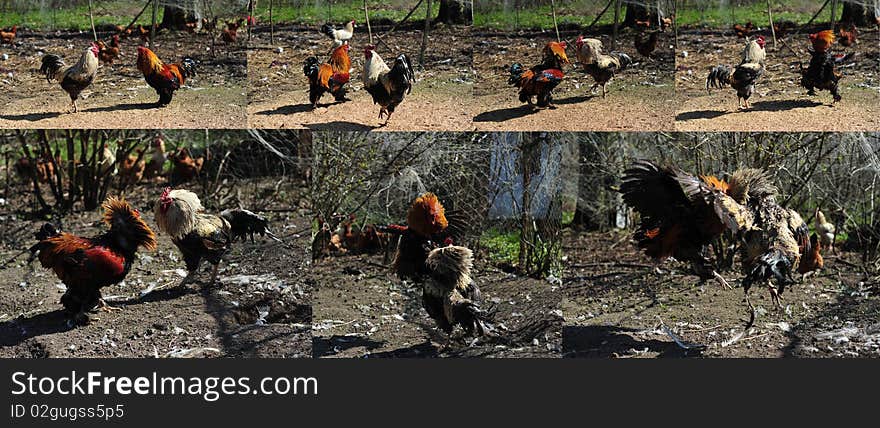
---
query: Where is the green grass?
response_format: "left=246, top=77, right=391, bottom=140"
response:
left=475, top=4, right=619, bottom=30
left=677, top=2, right=840, bottom=27
left=479, top=227, right=521, bottom=266
left=561, top=210, right=574, bottom=227
left=0, top=1, right=164, bottom=31
left=253, top=1, right=439, bottom=26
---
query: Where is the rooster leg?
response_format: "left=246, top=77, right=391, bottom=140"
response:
left=96, top=298, right=122, bottom=313
left=712, top=270, right=733, bottom=289
left=602, top=83, right=608, bottom=98
left=179, top=269, right=199, bottom=286
left=768, top=283, right=783, bottom=309
left=209, top=263, right=220, bottom=285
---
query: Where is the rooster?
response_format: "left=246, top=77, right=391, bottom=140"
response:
left=321, top=20, right=355, bottom=45
left=40, top=43, right=100, bottom=113
left=0, top=25, right=16, bottom=44
left=575, top=37, right=631, bottom=98
left=509, top=41, right=570, bottom=108
left=621, top=161, right=821, bottom=332
left=387, top=193, right=452, bottom=280
left=362, top=45, right=414, bottom=125
left=303, top=42, right=351, bottom=108
left=800, top=30, right=847, bottom=103
left=136, top=46, right=198, bottom=106
left=706, top=37, right=765, bottom=110
left=634, top=30, right=660, bottom=58
left=154, top=188, right=279, bottom=286
left=815, top=208, right=835, bottom=253
left=28, top=197, right=157, bottom=324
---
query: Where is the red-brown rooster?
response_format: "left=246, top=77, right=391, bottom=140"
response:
left=362, top=45, right=414, bottom=125
left=801, top=30, right=851, bottom=103
left=154, top=188, right=279, bottom=286
left=28, top=197, right=157, bottom=324
left=136, top=46, right=198, bottom=106
left=509, top=41, right=570, bottom=108
left=303, top=42, right=351, bottom=108
left=40, top=43, right=100, bottom=113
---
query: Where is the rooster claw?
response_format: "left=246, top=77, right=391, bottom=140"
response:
left=96, top=299, right=122, bottom=313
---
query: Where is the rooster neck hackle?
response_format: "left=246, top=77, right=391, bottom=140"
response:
left=425, top=245, right=473, bottom=293
left=101, top=196, right=157, bottom=251
left=727, top=168, right=777, bottom=204
left=137, top=47, right=164, bottom=75
left=154, top=188, right=204, bottom=240
left=407, top=192, right=448, bottom=237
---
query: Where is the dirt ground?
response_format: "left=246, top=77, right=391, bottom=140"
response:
left=310, top=252, right=562, bottom=358
left=246, top=24, right=474, bottom=131
left=0, top=30, right=246, bottom=129
left=562, top=231, right=880, bottom=358
left=472, top=29, right=675, bottom=131
left=0, top=179, right=312, bottom=358
left=675, top=27, right=880, bottom=131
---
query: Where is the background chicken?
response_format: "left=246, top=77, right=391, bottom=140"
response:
left=733, top=21, right=756, bottom=38
left=136, top=46, right=198, bottom=106
left=621, top=161, right=822, bottom=332
left=815, top=208, right=835, bottom=253
left=28, top=197, right=157, bottom=324
left=143, top=134, right=167, bottom=181
left=0, top=25, right=17, bottom=44
left=837, top=23, right=857, bottom=47
left=220, top=18, right=243, bottom=49
left=154, top=188, right=279, bottom=286
left=117, top=148, right=146, bottom=188
left=706, top=37, right=765, bottom=110
left=362, top=45, right=414, bottom=125
left=303, top=42, right=351, bottom=107
left=634, top=30, right=660, bottom=58
left=169, top=147, right=204, bottom=184
left=39, top=43, right=100, bottom=112
left=97, top=35, right=121, bottom=65
left=801, top=30, right=846, bottom=103
left=574, top=37, right=631, bottom=98
left=508, top=41, right=569, bottom=108
left=321, top=20, right=355, bottom=45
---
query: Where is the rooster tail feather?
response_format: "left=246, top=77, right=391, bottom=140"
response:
left=28, top=223, right=62, bottom=263
left=40, top=54, right=65, bottom=83
left=179, top=57, right=198, bottom=78
left=613, top=51, right=633, bottom=70
left=706, top=65, right=732, bottom=91
left=742, top=250, right=794, bottom=294
left=391, top=54, right=414, bottom=94
left=320, top=23, right=334, bottom=38
left=303, top=56, right=320, bottom=78
left=508, top=63, right=525, bottom=85
left=220, top=208, right=275, bottom=242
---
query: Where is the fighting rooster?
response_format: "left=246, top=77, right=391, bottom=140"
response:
left=303, top=42, right=351, bottom=108
left=28, top=197, right=157, bottom=324
left=509, top=41, right=570, bottom=108
left=136, top=46, right=198, bottom=106
left=362, top=45, right=414, bottom=125
left=574, top=36, right=632, bottom=98
left=621, top=161, right=822, bottom=333
left=800, top=30, right=850, bottom=103
left=706, top=36, right=765, bottom=110
left=154, top=188, right=279, bottom=286
left=40, top=43, right=100, bottom=113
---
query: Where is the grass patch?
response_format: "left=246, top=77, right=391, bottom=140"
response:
left=480, top=227, right=521, bottom=266
left=677, top=1, right=839, bottom=27
left=475, top=4, right=620, bottom=30
left=252, top=0, right=439, bottom=26
left=0, top=1, right=164, bottom=31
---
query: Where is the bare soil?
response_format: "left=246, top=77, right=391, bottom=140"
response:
left=562, top=231, right=879, bottom=358
left=0, top=30, right=246, bottom=129
left=0, top=179, right=312, bottom=358
left=310, top=253, right=562, bottom=358
left=246, top=25, right=474, bottom=131
left=675, top=27, right=880, bottom=131
left=472, top=30, right=675, bottom=131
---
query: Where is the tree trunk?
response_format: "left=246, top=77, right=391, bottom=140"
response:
left=622, top=2, right=650, bottom=27
left=437, top=0, right=471, bottom=25
left=840, top=1, right=866, bottom=26
left=160, top=5, right=188, bottom=30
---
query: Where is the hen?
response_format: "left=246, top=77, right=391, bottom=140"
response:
left=509, top=41, right=570, bottom=108
left=136, top=46, right=198, bottom=106
left=815, top=208, right=835, bottom=253
left=303, top=42, right=351, bottom=107
left=97, top=35, right=121, bottom=65
left=362, top=45, right=414, bottom=125
left=169, top=147, right=204, bottom=184
left=321, top=20, right=355, bottom=45
left=40, top=43, right=100, bottom=113
left=706, top=37, right=765, bottom=110
left=621, top=161, right=822, bottom=333
left=634, top=30, right=660, bottom=58
left=575, top=37, right=631, bottom=98
left=28, top=197, right=157, bottom=324
left=144, top=134, right=167, bottom=181
left=0, top=25, right=17, bottom=44
left=154, top=188, right=279, bottom=286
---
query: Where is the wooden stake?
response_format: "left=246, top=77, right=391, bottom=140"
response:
left=767, top=0, right=776, bottom=46
left=419, top=0, right=432, bottom=67
left=269, top=0, right=274, bottom=45
left=550, top=0, right=560, bottom=42
left=150, top=0, right=158, bottom=49
left=87, top=0, right=97, bottom=41
left=612, top=0, right=620, bottom=50
left=364, top=0, right=373, bottom=45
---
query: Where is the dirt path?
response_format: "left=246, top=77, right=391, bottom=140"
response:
left=562, top=231, right=879, bottom=358
left=0, top=31, right=246, bottom=129
left=0, top=181, right=312, bottom=358
left=311, top=253, right=562, bottom=358
left=675, top=28, right=880, bottom=131
left=473, top=32, right=675, bottom=131
left=246, top=25, right=474, bottom=130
